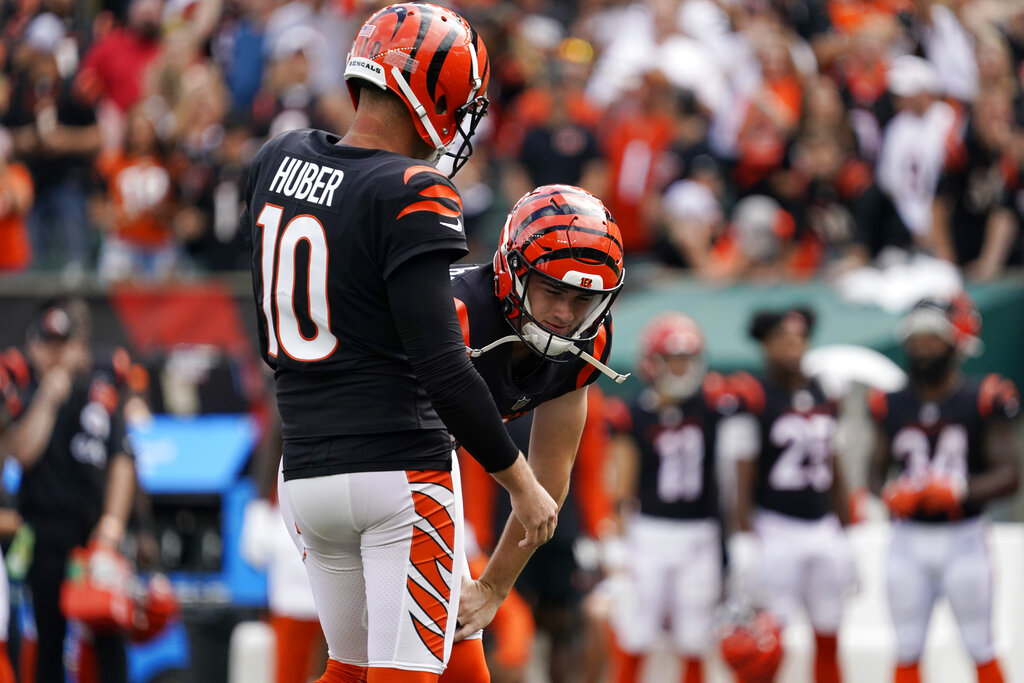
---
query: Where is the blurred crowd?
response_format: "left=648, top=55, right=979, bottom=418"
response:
left=0, top=0, right=1022, bottom=283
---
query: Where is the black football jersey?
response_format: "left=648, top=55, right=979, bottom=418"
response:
left=871, top=374, right=1020, bottom=522
left=732, top=373, right=839, bottom=520
left=625, top=376, right=738, bottom=521
left=242, top=129, right=468, bottom=475
left=448, top=263, right=612, bottom=422
left=18, top=366, right=134, bottom=539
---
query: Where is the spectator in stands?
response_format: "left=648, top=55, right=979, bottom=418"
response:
left=601, top=68, right=676, bottom=253
left=732, top=31, right=804, bottom=200
left=656, top=172, right=725, bottom=272
left=836, top=17, right=898, bottom=160
left=249, top=24, right=323, bottom=139
left=3, top=12, right=102, bottom=273
left=504, top=39, right=606, bottom=202
left=0, top=127, right=34, bottom=273
left=931, top=87, right=1021, bottom=280
left=704, top=195, right=813, bottom=282
left=876, top=55, right=958, bottom=246
left=212, top=0, right=273, bottom=119
left=910, top=0, right=979, bottom=104
left=176, top=119, right=254, bottom=272
left=94, top=103, right=180, bottom=280
left=75, top=0, right=164, bottom=114
left=790, top=125, right=911, bottom=274
left=660, top=89, right=724, bottom=192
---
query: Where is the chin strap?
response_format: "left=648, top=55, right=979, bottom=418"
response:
left=467, top=335, right=631, bottom=384
left=567, top=345, right=631, bottom=384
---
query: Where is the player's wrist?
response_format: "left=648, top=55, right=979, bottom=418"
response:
left=93, top=513, right=124, bottom=549
left=489, top=452, right=533, bottom=494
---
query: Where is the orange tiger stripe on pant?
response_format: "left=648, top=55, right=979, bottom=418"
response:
left=406, top=470, right=456, bottom=663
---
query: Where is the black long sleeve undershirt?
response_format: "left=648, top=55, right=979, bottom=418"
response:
left=387, top=250, right=520, bottom=473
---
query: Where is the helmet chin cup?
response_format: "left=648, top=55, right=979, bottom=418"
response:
left=521, top=321, right=577, bottom=357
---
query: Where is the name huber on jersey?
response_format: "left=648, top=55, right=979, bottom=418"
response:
left=269, top=155, right=345, bottom=208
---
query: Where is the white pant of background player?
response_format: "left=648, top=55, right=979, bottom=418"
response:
left=751, top=509, right=856, bottom=635
left=887, top=517, right=1000, bottom=666
left=610, top=515, right=721, bottom=657
left=620, top=522, right=1024, bottom=683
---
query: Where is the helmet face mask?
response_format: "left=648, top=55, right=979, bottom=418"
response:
left=344, top=3, right=490, bottom=177
left=494, top=185, right=624, bottom=360
left=637, top=312, right=707, bottom=399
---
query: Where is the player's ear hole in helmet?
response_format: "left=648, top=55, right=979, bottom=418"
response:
left=493, top=184, right=624, bottom=361
left=343, top=2, right=490, bottom=178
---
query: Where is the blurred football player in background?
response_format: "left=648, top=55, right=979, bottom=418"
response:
left=447, top=183, right=625, bottom=681
left=868, top=294, right=1020, bottom=683
left=604, top=312, right=736, bottom=683
left=728, top=307, right=855, bottom=683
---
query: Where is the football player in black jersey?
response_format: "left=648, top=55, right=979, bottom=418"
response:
left=443, top=185, right=626, bottom=659
left=728, top=307, right=854, bottom=683
left=243, top=6, right=558, bottom=682
left=603, top=312, right=737, bottom=683
left=868, top=295, right=1020, bottom=683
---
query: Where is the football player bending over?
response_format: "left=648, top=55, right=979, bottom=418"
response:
left=868, top=295, right=1020, bottom=683
left=444, top=184, right=626, bottom=681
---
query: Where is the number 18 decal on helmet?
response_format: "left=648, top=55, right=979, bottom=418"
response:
left=493, top=185, right=625, bottom=365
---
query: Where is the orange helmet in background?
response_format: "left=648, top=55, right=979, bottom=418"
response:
left=636, top=312, right=707, bottom=399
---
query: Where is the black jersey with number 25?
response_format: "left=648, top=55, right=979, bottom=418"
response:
left=732, top=372, right=838, bottom=520
left=243, top=129, right=468, bottom=449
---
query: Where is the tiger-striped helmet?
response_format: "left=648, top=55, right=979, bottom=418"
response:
left=493, top=185, right=624, bottom=358
left=345, top=3, right=489, bottom=177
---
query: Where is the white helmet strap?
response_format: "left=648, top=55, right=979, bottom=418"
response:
left=390, top=66, right=446, bottom=162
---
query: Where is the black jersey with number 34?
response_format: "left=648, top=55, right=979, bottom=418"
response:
left=242, top=129, right=468, bottom=447
left=731, top=372, right=838, bottom=520
left=870, top=374, right=1020, bottom=522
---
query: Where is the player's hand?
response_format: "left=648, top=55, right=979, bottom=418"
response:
left=454, top=575, right=503, bottom=642
left=919, top=475, right=965, bottom=517
left=37, top=366, right=73, bottom=406
left=490, top=454, right=558, bottom=550
left=90, top=514, right=124, bottom=550
left=881, top=478, right=921, bottom=519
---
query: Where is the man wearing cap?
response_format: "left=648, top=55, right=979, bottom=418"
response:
left=725, top=307, right=854, bottom=683
left=1, top=303, right=136, bottom=683
left=876, top=55, right=958, bottom=242
left=867, top=294, right=1019, bottom=683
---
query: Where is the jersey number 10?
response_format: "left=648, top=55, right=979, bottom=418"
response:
left=258, top=203, right=339, bottom=361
